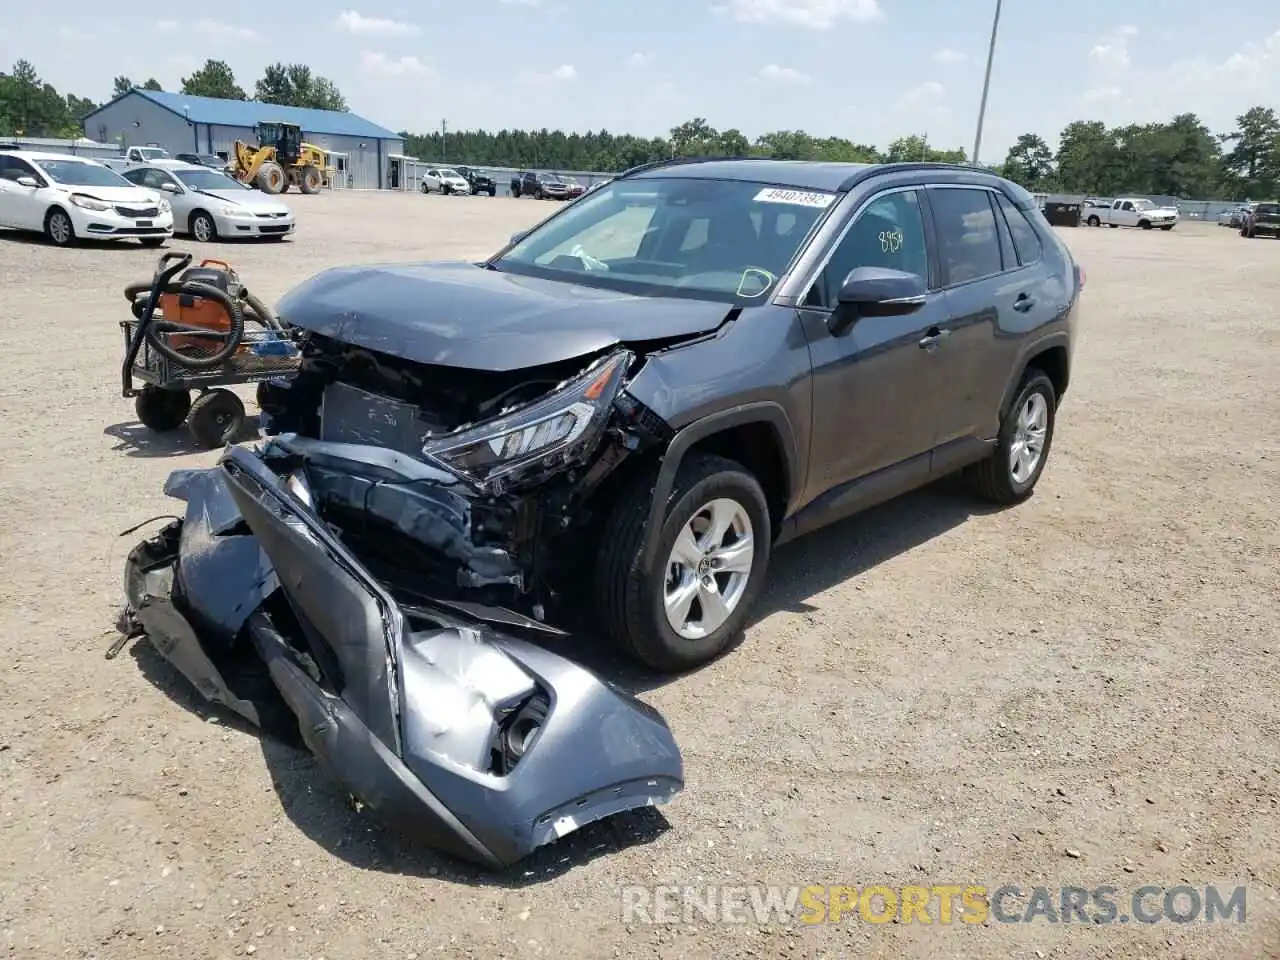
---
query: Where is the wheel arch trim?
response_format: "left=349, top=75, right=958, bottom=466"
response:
left=638, top=402, right=798, bottom=572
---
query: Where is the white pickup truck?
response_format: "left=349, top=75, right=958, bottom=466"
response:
left=1083, top=197, right=1179, bottom=230
left=102, top=145, right=171, bottom=172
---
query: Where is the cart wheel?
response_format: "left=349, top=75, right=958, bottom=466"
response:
left=187, top=389, right=245, bottom=449
left=135, top=386, right=192, bottom=432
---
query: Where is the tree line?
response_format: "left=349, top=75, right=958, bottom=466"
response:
left=2, top=57, right=1276, bottom=201
left=0, top=58, right=347, bottom=139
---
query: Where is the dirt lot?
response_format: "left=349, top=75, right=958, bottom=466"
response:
left=1, top=193, right=1277, bottom=960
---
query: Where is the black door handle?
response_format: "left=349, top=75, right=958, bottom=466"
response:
left=918, top=327, right=950, bottom=348
left=1013, top=294, right=1035, bottom=312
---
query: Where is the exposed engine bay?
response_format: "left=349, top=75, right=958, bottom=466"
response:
left=255, top=333, right=675, bottom=616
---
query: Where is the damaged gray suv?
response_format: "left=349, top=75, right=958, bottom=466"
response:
left=119, top=157, right=1082, bottom=866
left=257, top=157, right=1083, bottom=673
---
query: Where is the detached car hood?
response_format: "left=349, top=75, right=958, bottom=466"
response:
left=276, top=261, right=733, bottom=370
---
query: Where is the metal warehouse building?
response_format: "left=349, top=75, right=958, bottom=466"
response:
left=82, top=89, right=405, bottom=190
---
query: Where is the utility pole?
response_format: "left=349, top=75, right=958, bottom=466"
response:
left=441, top=119, right=447, bottom=162
left=972, top=0, right=1003, bottom=165
left=922, top=132, right=929, bottom=160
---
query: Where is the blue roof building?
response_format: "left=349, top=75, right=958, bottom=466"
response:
left=82, top=89, right=406, bottom=190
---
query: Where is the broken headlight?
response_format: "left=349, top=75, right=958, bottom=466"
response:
left=421, top=351, right=631, bottom=490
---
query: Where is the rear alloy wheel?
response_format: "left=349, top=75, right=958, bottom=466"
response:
left=596, top=453, right=771, bottom=673
left=191, top=211, right=217, bottom=242
left=965, top=370, right=1057, bottom=505
left=45, top=207, right=75, bottom=246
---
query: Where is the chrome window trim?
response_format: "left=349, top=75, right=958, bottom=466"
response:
left=775, top=184, right=932, bottom=307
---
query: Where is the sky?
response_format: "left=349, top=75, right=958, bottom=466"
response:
left=3, top=0, right=1278, bottom=159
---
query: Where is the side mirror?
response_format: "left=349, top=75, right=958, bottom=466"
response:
left=159, top=182, right=181, bottom=194
left=829, top=266, right=927, bottom=335
left=15, top=176, right=38, bottom=188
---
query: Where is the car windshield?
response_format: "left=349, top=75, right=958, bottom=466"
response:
left=176, top=168, right=251, bottom=191
left=1132, top=199, right=1155, bottom=210
left=440, top=168, right=462, bottom=178
left=138, top=148, right=168, bottom=160
left=34, top=159, right=133, bottom=187
left=494, top=176, right=836, bottom=303
left=1257, top=203, right=1277, bottom=214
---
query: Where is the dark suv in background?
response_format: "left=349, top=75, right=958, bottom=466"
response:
left=1240, top=201, right=1280, bottom=238
left=512, top=171, right=572, bottom=200
left=455, top=165, right=498, bottom=196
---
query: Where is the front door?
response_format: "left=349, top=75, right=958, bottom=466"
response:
left=798, top=186, right=949, bottom=496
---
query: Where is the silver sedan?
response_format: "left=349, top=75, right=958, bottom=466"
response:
left=121, top=162, right=296, bottom=241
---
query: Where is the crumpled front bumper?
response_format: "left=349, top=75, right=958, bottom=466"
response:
left=118, top=444, right=683, bottom=869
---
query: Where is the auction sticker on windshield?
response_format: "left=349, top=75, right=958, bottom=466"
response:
left=754, top=187, right=835, bottom=208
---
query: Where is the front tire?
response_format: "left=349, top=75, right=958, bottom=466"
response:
left=190, top=211, right=217, bottom=243
left=965, top=370, right=1057, bottom=505
left=45, top=207, right=75, bottom=246
left=596, top=453, right=771, bottom=673
left=187, top=389, right=246, bottom=449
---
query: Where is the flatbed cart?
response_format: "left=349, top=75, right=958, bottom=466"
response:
left=121, top=251, right=303, bottom=449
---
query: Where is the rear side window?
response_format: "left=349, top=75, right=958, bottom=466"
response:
left=995, top=193, right=1043, bottom=265
left=929, top=187, right=1003, bottom=285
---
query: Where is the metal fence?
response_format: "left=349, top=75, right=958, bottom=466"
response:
left=0, top=136, right=121, bottom=159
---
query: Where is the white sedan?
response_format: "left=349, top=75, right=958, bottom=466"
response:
left=122, top=162, right=296, bottom=242
left=0, top=149, right=174, bottom=246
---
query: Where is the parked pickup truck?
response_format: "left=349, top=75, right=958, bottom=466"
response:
left=1083, top=197, right=1178, bottom=230
left=102, top=145, right=172, bottom=172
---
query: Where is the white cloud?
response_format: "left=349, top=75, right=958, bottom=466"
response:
left=157, top=19, right=257, bottom=40
left=530, top=64, right=576, bottom=82
left=1077, top=26, right=1279, bottom=126
left=360, top=51, right=432, bottom=77
left=933, top=48, right=967, bottom=65
left=899, top=80, right=945, bottom=103
left=759, top=64, right=812, bottom=83
left=336, top=10, right=421, bottom=35
left=628, top=52, right=650, bottom=66
left=716, top=0, right=881, bottom=29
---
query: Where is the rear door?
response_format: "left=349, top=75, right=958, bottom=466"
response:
left=927, top=185, right=1059, bottom=449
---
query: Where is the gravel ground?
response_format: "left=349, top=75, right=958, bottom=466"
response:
left=0, top=193, right=1277, bottom=960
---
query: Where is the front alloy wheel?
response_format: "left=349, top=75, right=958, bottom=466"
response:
left=596, top=453, right=771, bottom=673
left=664, top=498, right=755, bottom=640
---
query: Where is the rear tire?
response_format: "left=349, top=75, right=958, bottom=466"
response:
left=595, top=453, right=772, bottom=673
left=1087, top=215, right=1100, bottom=227
left=965, top=370, right=1057, bottom=505
left=188, top=389, right=246, bottom=449
left=135, top=387, right=191, bottom=432
left=44, top=207, right=76, bottom=246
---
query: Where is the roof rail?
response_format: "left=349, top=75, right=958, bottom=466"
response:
left=614, top=154, right=752, bottom=180
left=836, top=159, right=991, bottom=191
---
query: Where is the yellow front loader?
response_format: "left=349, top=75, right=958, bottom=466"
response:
left=229, top=121, right=332, bottom=195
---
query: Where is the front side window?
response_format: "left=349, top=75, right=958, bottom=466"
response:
left=495, top=176, right=836, bottom=303
left=930, top=187, right=1003, bottom=285
left=0, top=156, right=40, bottom=183
left=804, top=189, right=929, bottom=308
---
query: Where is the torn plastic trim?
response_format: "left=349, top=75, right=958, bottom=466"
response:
left=218, top=444, right=684, bottom=866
